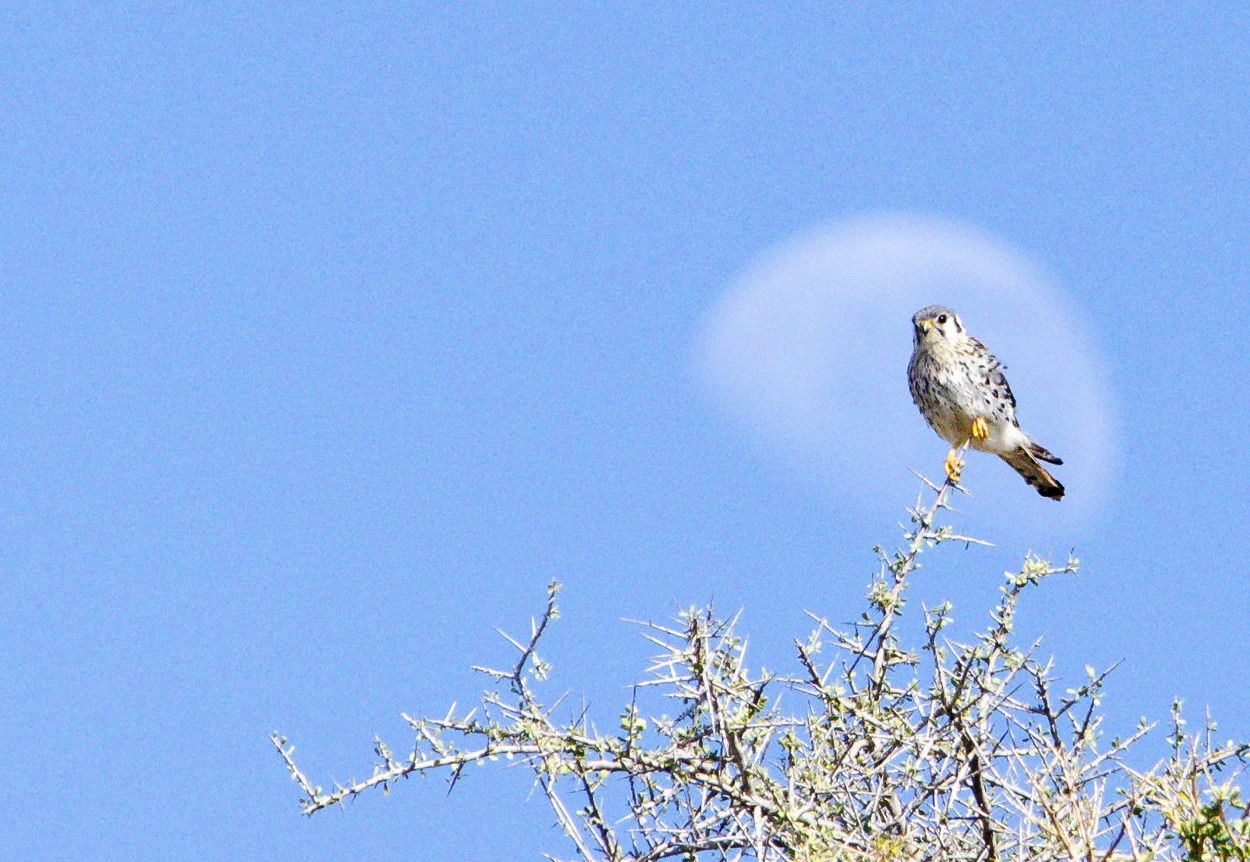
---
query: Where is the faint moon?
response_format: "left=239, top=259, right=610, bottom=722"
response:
left=693, top=213, right=1117, bottom=526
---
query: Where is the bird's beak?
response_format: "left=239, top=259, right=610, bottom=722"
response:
left=920, top=319, right=934, bottom=334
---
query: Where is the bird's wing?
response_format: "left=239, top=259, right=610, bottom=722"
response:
left=970, top=337, right=1017, bottom=412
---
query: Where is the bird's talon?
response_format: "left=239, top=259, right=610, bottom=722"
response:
left=944, top=449, right=964, bottom=483
left=971, top=416, right=989, bottom=442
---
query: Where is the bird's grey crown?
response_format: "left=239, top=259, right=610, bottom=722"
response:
left=911, top=305, right=958, bottom=326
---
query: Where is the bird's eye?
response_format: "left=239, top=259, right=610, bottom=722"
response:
left=937, top=314, right=947, bottom=324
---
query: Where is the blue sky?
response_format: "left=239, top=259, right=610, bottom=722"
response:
left=3, top=5, right=1248, bottom=859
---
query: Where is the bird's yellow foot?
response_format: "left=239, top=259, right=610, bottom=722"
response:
left=944, top=447, right=964, bottom=483
left=970, top=416, right=989, bottom=442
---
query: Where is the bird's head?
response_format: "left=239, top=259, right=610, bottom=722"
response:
left=912, top=305, right=963, bottom=347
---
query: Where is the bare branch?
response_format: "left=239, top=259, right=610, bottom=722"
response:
left=273, top=476, right=1247, bottom=861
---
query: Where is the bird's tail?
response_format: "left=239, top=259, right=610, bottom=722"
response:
left=1027, top=441, right=1063, bottom=465
left=1002, top=446, right=1064, bottom=500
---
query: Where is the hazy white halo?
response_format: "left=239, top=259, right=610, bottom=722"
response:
left=693, top=213, right=1117, bottom=526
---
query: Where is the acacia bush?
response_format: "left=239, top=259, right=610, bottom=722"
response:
left=274, top=478, right=1248, bottom=861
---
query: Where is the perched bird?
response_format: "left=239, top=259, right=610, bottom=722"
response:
left=907, top=305, right=1064, bottom=499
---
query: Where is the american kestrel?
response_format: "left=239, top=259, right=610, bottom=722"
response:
left=908, top=305, right=1064, bottom=499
